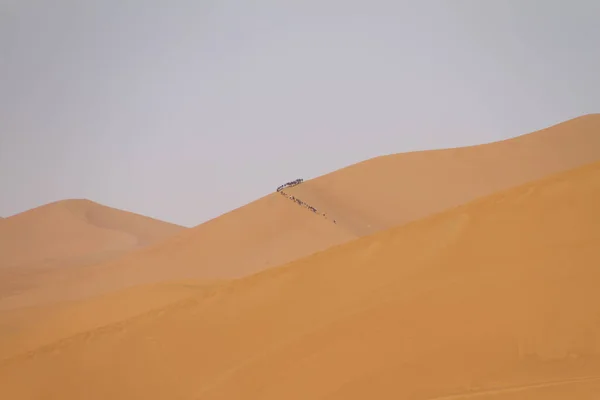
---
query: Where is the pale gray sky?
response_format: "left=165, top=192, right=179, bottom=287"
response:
left=1, top=0, right=599, bottom=226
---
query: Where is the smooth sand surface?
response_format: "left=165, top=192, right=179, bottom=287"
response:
left=0, top=199, right=185, bottom=299
left=0, top=193, right=356, bottom=309
left=286, top=113, right=600, bottom=236
left=1, top=160, right=599, bottom=399
left=4, top=115, right=600, bottom=311
left=0, top=199, right=185, bottom=270
left=0, top=280, right=213, bottom=360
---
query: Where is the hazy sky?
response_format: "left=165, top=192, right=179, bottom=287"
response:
left=1, top=1, right=599, bottom=226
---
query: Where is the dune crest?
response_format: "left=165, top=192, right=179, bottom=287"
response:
left=286, top=113, right=600, bottom=235
left=1, top=160, right=599, bottom=399
left=0, top=199, right=185, bottom=298
left=0, top=199, right=185, bottom=269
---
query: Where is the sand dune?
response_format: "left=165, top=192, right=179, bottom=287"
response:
left=0, top=199, right=184, bottom=270
left=286, top=113, right=600, bottom=235
left=0, top=195, right=353, bottom=357
left=0, top=280, right=211, bottom=360
left=1, top=160, right=599, bottom=399
left=0, top=194, right=355, bottom=309
left=4, top=115, right=599, bottom=310
left=0, top=199, right=185, bottom=298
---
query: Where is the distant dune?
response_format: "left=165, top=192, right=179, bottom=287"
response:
left=286, top=113, right=600, bottom=235
left=1, top=158, right=599, bottom=399
left=0, top=199, right=185, bottom=298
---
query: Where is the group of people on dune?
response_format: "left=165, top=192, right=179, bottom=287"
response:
left=276, top=178, right=304, bottom=192
left=276, top=178, right=336, bottom=224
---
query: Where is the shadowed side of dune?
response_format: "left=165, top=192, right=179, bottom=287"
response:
left=1, top=160, right=599, bottom=399
left=286, top=114, right=600, bottom=235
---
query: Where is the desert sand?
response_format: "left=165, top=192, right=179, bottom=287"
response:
left=0, top=199, right=185, bottom=271
left=0, top=193, right=356, bottom=311
left=285, top=114, right=600, bottom=235
left=1, top=157, right=599, bottom=399
left=4, top=115, right=600, bottom=313
left=0, top=199, right=185, bottom=300
left=0, top=115, right=599, bottom=399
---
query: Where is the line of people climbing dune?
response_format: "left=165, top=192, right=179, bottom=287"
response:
left=280, top=191, right=319, bottom=214
left=276, top=178, right=336, bottom=224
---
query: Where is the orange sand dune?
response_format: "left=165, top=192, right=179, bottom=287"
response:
left=286, top=113, right=600, bottom=235
left=0, top=194, right=355, bottom=309
left=4, top=115, right=599, bottom=309
left=0, top=199, right=185, bottom=270
left=1, top=160, right=599, bottom=399
left=0, top=199, right=185, bottom=297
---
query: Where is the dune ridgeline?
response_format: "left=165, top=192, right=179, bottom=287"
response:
left=0, top=114, right=599, bottom=399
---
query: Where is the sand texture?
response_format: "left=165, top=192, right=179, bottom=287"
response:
left=1, top=159, right=599, bottom=399
left=1, top=115, right=600, bottom=399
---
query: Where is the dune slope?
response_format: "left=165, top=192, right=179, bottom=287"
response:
left=1, top=160, right=599, bottom=399
left=286, top=113, right=600, bottom=235
left=0, top=199, right=185, bottom=297
left=0, top=193, right=355, bottom=309
left=6, top=115, right=599, bottom=307
left=0, top=280, right=211, bottom=360
left=0, top=199, right=185, bottom=270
